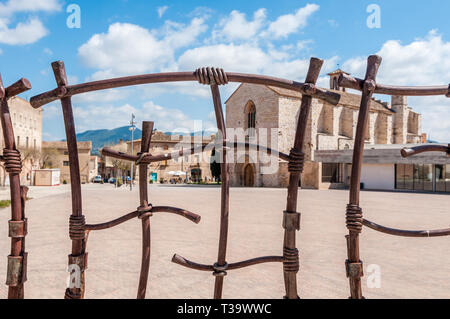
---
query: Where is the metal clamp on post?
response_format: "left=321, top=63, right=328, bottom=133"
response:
left=446, top=84, right=450, bottom=98
left=68, top=253, right=88, bottom=272
left=138, top=204, right=153, bottom=219
left=283, top=211, right=301, bottom=231
left=8, top=219, right=28, bottom=238
left=283, top=247, right=299, bottom=273
left=6, top=253, right=28, bottom=287
left=212, top=262, right=228, bottom=277
left=345, top=260, right=364, bottom=279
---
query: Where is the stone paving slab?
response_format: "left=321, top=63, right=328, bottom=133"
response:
left=0, top=184, right=449, bottom=299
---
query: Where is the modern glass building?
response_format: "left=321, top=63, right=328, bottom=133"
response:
left=315, top=144, right=450, bottom=193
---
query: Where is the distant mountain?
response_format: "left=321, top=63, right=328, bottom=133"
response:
left=76, top=126, right=142, bottom=155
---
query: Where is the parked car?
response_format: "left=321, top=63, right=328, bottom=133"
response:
left=108, top=177, right=117, bottom=184
left=93, top=175, right=102, bottom=183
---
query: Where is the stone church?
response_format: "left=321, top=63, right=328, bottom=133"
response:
left=225, top=70, right=423, bottom=189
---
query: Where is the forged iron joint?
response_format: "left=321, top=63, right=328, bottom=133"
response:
left=138, top=204, right=153, bottom=219
left=69, top=215, right=86, bottom=240
left=364, top=80, right=376, bottom=92
left=56, top=86, right=68, bottom=98
left=213, top=262, right=228, bottom=277
left=302, top=83, right=316, bottom=95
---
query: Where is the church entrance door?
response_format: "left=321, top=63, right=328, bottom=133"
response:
left=244, top=164, right=255, bottom=187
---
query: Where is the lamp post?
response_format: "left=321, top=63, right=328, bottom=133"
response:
left=129, top=113, right=136, bottom=191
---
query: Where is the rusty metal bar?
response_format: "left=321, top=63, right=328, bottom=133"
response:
left=50, top=61, right=87, bottom=299
left=282, top=57, right=323, bottom=299
left=102, top=142, right=291, bottom=164
left=339, top=73, right=448, bottom=97
left=0, top=73, right=31, bottom=299
left=210, top=83, right=230, bottom=299
left=401, top=144, right=450, bottom=158
left=30, top=71, right=341, bottom=109
left=344, top=55, right=382, bottom=299
left=137, top=121, right=154, bottom=299
left=172, top=254, right=284, bottom=272
left=362, top=219, right=450, bottom=238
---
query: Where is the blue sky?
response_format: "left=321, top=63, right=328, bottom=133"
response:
left=0, top=0, right=449, bottom=141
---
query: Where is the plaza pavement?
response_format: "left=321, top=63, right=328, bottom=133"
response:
left=0, top=184, right=449, bottom=299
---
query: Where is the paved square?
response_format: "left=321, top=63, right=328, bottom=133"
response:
left=0, top=184, right=449, bottom=299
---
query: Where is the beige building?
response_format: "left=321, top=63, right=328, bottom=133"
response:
left=101, top=132, right=215, bottom=183
left=41, top=141, right=95, bottom=184
left=225, top=69, right=424, bottom=189
left=0, top=96, right=42, bottom=186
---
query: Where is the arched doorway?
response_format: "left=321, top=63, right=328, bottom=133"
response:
left=244, top=164, right=254, bottom=187
left=191, top=168, right=202, bottom=183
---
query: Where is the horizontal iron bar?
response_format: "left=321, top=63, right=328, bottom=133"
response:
left=0, top=78, right=32, bottom=100
left=102, top=142, right=291, bottom=164
left=84, top=211, right=139, bottom=231
left=363, top=218, right=450, bottom=238
left=401, top=144, right=450, bottom=158
left=152, top=206, right=201, bottom=224
left=172, top=254, right=284, bottom=272
left=339, top=73, right=448, bottom=97
left=84, top=206, right=200, bottom=231
left=30, top=71, right=341, bottom=108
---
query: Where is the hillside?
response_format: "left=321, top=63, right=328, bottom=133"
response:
left=76, top=126, right=142, bottom=155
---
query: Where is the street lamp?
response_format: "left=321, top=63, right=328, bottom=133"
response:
left=129, top=113, right=136, bottom=191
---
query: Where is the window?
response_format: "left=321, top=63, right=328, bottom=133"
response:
left=396, top=164, right=435, bottom=192
left=17, top=136, right=20, bottom=147
left=26, top=137, right=29, bottom=149
left=245, top=101, right=256, bottom=137
left=64, top=151, right=69, bottom=155
left=63, top=161, right=70, bottom=166
left=322, top=163, right=342, bottom=183
left=33, top=139, right=36, bottom=150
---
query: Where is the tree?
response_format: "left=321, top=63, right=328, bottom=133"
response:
left=112, top=159, right=131, bottom=187
left=210, top=148, right=221, bottom=183
left=39, top=147, right=59, bottom=169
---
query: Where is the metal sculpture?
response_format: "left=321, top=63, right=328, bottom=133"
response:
left=0, top=75, right=32, bottom=299
left=29, top=57, right=341, bottom=299
left=338, top=55, right=450, bottom=299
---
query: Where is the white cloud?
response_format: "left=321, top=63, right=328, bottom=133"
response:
left=0, top=0, right=61, bottom=45
left=78, top=18, right=208, bottom=78
left=0, top=0, right=61, bottom=17
left=157, top=6, right=169, bottom=18
left=342, top=30, right=450, bottom=142
left=212, top=9, right=266, bottom=41
left=43, top=47, right=52, bottom=55
left=264, top=4, right=319, bottom=39
left=44, top=100, right=216, bottom=133
left=0, top=17, right=48, bottom=45
left=178, top=43, right=337, bottom=81
left=0, top=48, right=3, bottom=55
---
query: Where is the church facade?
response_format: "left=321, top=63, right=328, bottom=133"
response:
left=225, top=70, right=424, bottom=189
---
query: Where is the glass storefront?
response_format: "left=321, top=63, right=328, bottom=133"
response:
left=396, top=164, right=450, bottom=192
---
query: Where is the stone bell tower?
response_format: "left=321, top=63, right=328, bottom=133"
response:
left=327, top=69, right=350, bottom=92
